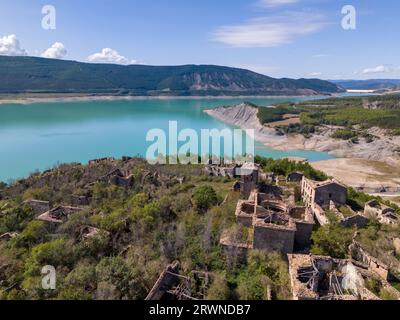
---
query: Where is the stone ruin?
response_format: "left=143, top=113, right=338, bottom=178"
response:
left=205, top=162, right=260, bottom=197
left=36, top=205, right=83, bottom=231
left=221, top=190, right=315, bottom=256
left=288, top=254, right=384, bottom=300
left=364, top=200, right=399, bottom=225
left=145, top=261, right=196, bottom=301
left=301, top=177, right=368, bottom=228
left=349, top=241, right=399, bottom=282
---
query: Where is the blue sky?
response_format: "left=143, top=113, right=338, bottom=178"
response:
left=0, top=0, right=399, bottom=79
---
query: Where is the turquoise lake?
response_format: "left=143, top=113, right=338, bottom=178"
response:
left=0, top=97, right=335, bottom=182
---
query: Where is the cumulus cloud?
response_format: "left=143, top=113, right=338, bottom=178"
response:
left=211, top=12, right=327, bottom=48
left=41, top=42, right=67, bottom=59
left=259, top=0, right=299, bottom=7
left=87, top=48, right=137, bottom=65
left=0, top=34, right=27, bottom=56
left=309, top=72, right=322, bottom=77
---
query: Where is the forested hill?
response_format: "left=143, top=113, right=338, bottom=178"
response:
left=0, top=56, right=344, bottom=96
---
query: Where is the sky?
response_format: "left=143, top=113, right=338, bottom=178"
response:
left=0, top=0, right=399, bottom=80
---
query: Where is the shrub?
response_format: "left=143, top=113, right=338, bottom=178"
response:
left=192, top=186, right=219, bottom=213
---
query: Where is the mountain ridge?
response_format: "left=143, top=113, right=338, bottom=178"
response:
left=0, top=56, right=344, bottom=96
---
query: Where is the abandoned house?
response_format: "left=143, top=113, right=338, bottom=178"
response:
left=36, top=206, right=82, bottom=230
left=145, top=261, right=196, bottom=301
left=301, top=177, right=347, bottom=209
left=222, top=190, right=315, bottom=256
left=287, top=172, right=304, bottom=183
left=204, top=162, right=237, bottom=178
left=288, top=254, right=387, bottom=300
left=364, top=200, right=399, bottom=225
left=235, top=162, right=260, bottom=197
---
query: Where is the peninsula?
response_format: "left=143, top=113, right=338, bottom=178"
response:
left=204, top=96, right=400, bottom=194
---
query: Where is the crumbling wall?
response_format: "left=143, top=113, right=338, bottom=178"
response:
left=294, top=221, right=314, bottom=251
left=253, top=224, right=295, bottom=255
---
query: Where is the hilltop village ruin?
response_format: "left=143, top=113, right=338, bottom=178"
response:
left=1, top=156, right=399, bottom=300
left=207, top=160, right=400, bottom=300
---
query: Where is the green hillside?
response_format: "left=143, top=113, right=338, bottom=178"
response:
left=0, top=56, right=343, bottom=96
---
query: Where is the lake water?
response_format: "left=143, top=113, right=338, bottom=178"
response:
left=0, top=97, right=335, bottom=182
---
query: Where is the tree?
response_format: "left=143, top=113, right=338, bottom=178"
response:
left=14, top=220, right=48, bottom=248
left=236, top=251, right=290, bottom=300
left=311, top=223, right=354, bottom=259
left=192, top=186, right=219, bottom=213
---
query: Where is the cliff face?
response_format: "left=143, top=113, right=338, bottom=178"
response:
left=204, top=103, right=400, bottom=165
left=0, top=56, right=344, bottom=96
left=203, top=102, right=283, bottom=144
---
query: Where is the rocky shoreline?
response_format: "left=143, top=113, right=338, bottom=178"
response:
left=204, top=103, right=400, bottom=194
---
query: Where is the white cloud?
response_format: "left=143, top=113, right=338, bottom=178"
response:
left=211, top=12, right=327, bottom=48
left=41, top=42, right=67, bottom=59
left=309, top=72, right=322, bottom=77
left=0, top=34, right=27, bottom=56
left=312, top=54, right=329, bottom=59
left=259, top=0, right=299, bottom=7
left=87, top=48, right=137, bottom=65
left=361, top=65, right=398, bottom=75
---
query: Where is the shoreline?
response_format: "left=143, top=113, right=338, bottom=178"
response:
left=0, top=93, right=334, bottom=105
left=204, top=103, right=400, bottom=195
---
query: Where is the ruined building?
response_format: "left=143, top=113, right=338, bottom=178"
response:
left=221, top=190, right=314, bottom=256
left=350, top=241, right=399, bottom=282
left=36, top=206, right=82, bottom=231
left=302, top=177, right=347, bottom=209
left=288, top=254, right=389, bottom=300
left=145, top=261, right=196, bottom=301
left=364, top=200, right=399, bottom=225
left=206, top=162, right=260, bottom=197
left=301, top=177, right=362, bottom=226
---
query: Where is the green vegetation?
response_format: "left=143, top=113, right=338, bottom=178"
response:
left=255, top=156, right=328, bottom=181
left=311, top=223, right=355, bottom=259
left=0, top=56, right=342, bottom=96
left=0, top=157, right=294, bottom=300
left=347, top=188, right=400, bottom=214
left=257, top=95, right=400, bottom=137
left=331, top=129, right=358, bottom=140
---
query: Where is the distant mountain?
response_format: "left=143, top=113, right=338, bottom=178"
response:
left=331, top=79, right=400, bottom=90
left=0, top=56, right=344, bottom=96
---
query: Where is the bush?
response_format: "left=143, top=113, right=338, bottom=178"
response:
left=311, top=224, right=354, bottom=259
left=192, top=186, right=219, bottom=213
left=206, top=272, right=230, bottom=300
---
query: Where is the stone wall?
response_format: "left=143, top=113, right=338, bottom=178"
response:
left=294, top=221, right=314, bottom=251
left=253, top=224, right=295, bottom=255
